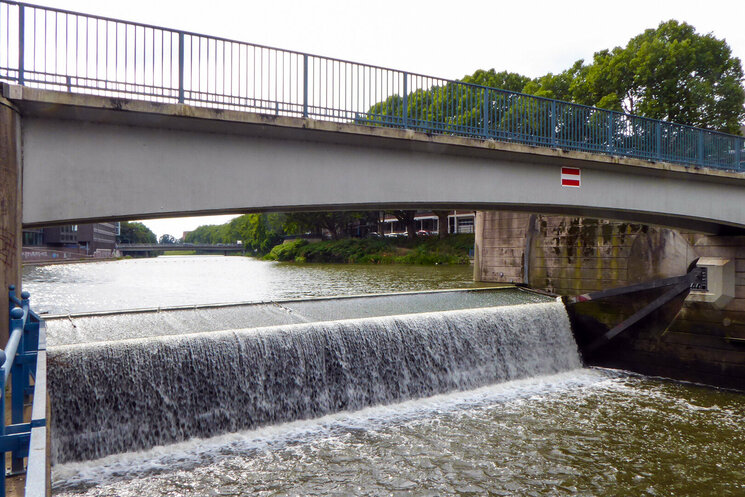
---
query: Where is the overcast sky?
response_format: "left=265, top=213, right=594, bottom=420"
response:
left=36, top=0, right=745, bottom=239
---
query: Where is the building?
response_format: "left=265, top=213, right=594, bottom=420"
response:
left=379, top=210, right=475, bottom=236
left=22, top=222, right=120, bottom=262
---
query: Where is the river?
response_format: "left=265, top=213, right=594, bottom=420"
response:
left=24, top=256, right=745, bottom=496
left=23, top=256, right=481, bottom=315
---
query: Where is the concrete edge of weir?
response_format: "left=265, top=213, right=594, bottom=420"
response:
left=41, top=285, right=552, bottom=320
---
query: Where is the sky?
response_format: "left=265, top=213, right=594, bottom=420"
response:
left=32, top=0, right=745, bottom=239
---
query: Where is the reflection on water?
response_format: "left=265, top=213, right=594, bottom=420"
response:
left=23, top=256, right=482, bottom=314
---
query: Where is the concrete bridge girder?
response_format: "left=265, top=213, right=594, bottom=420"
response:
left=4, top=85, right=745, bottom=235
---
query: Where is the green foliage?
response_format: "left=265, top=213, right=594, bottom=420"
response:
left=361, top=20, right=744, bottom=134
left=283, top=212, right=376, bottom=239
left=159, top=234, right=176, bottom=244
left=524, top=21, right=745, bottom=133
left=184, top=213, right=285, bottom=255
left=264, top=234, right=474, bottom=265
left=118, top=221, right=157, bottom=244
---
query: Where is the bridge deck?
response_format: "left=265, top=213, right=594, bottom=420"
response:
left=0, top=1, right=742, bottom=173
left=7, top=85, right=745, bottom=234
left=118, top=244, right=244, bottom=252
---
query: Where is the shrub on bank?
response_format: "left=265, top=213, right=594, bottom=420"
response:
left=264, top=234, right=473, bottom=265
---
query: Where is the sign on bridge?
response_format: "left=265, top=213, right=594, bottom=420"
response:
left=561, top=167, right=581, bottom=188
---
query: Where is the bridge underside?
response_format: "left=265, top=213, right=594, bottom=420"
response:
left=9, top=87, right=745, bottom=235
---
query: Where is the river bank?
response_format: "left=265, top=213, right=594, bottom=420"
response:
left=265, top=234, right=474, bottom=264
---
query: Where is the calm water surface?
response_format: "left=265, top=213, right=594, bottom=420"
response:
left=24, top=256, right=745, bottom=496
left=23, top=256, right=480, bottom=314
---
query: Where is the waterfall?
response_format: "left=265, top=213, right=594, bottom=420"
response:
left=48, top=301, right=581, bottom=463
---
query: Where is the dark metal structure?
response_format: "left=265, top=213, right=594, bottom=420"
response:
left=565, top=266, right=700, bottom=360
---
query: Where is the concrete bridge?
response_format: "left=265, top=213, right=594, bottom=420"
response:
left=117, top=243, right=245, bottom=254
left=5, top=85, right=745, bottom=236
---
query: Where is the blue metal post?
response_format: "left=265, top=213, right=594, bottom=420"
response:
left=17, top=5, right=24, bottom=85
left=482, top=88, right=488, bottom=136
left=302, top=54, right=308, bottom=118
left=402, top=73, right=408, bottom=128
left=551, top=101, right=557, bottom=147
left=0, top=379, right=4, bottom=493
left=655, top=121, right=662, bottom=161
left=177, top=32, right=185, bottom=103
left=607, top=112, right=614, bottom=152
left=698, top=129, right=704, bottom=166
left=736, top=139, right=743, bottom=171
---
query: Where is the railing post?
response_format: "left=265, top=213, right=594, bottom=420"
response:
left=17, top=4, right=24, bottom=85
left=736, top=138, right=743, bottom=172
left=607, top=112, right=614, bottom=152
left=178, top=32, right=185, bottom=103
left=655, top=121, right=662, bottom=161
left=302, top=54, right=308, bottom=118
left=0, top=377, right=4, bottom=494
left=551, top=101, right=557, bottom=147
left=482, top=88, right=489, bottom=137
left=698, top=129, right=704, bottom=166
left=402, top=72, right=408, bottom=129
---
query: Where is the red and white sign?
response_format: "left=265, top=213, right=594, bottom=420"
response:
left=561, top=167, right=581, bottom=188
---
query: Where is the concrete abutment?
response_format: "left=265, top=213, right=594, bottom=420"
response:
left=475, top=211, right=745, bottom=389
left=0, top=97, right=22, bottom=343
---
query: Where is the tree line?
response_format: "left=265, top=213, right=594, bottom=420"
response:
left=363, top=20, right=744, bottom=135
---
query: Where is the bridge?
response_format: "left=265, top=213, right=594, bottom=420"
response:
left=117, top=243, right=245, bottom=253
left=0, top=2, right=743, bottom=235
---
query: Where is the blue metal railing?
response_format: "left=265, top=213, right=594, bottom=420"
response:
left=0, top=1, right=743, bottom=171
left=1, top=286, right=47, bottom=497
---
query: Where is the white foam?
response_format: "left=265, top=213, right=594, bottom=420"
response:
left=53, top=367, right=621, bottom=488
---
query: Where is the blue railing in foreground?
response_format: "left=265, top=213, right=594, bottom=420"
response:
left=2, top=286, right=47, bottom=497
left=0, top=1, right=743, bottom=171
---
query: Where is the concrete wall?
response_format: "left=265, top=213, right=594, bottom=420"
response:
left=475, top=211, right=745, bottom=389
left=0, top=97, right=22, bottom=342
left=475, top=212, right=693, bottom=291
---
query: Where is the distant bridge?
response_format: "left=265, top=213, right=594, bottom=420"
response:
left=117, top=244, right=245, bottom=253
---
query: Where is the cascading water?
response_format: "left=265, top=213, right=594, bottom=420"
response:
left=48, top=301, right=581, bottom=463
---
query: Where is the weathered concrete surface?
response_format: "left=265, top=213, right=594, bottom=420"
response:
left=0, top=97, right=21, bottom=343
left=4, top=85, right=745, bottom=233
left=475, top=211, right=745, bottom=389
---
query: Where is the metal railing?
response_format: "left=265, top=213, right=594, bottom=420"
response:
left=1, top=286, right=46, bottom=497
left=0, top=1, right=743, bottom=171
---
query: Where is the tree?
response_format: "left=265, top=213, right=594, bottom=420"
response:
left=362, top=20, right=744, bottom=135
left=284, top=212, right=371, bottom=239
left=184, top=214, right=285, bottom=254
left=551, top=21, right=744, bottom=133
left=159, top=234, right=176, bottom=244
left=118, top=221, right=156, bottom=244
left=432, top=210, right=450, bottom=238
left=388, top=210, right=417, bottom=240
left=460, top=69, right=530, bottom=93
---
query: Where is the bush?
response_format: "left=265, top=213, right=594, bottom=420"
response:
left=263, top=234, right=474, bottom=265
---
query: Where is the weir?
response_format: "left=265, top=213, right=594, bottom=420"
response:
left=48, top=301, right=581, bottom=463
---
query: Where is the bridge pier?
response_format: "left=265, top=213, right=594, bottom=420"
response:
left=0, top=97, right=22, bottom=342
left=475, top=211, right=745, bottom=389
